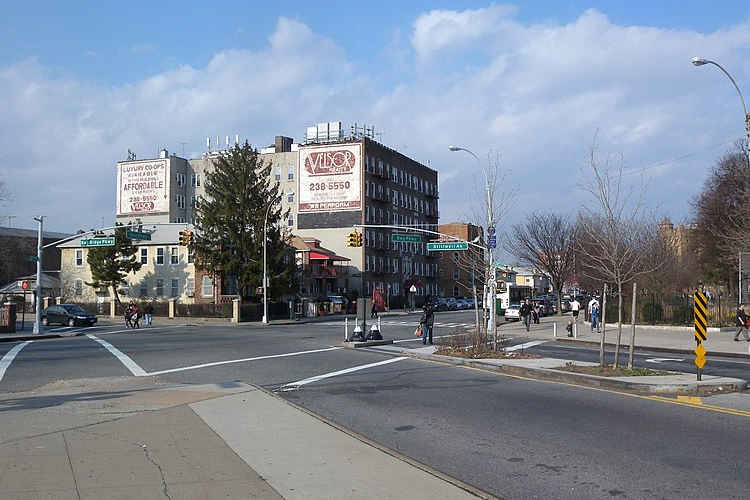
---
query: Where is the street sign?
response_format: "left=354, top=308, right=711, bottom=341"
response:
left=391, top=233, right=421, bottom=243
left=427, top=241, right=468, bottom=251
left=28, top=256, right=39, bottom=262
left=694, top=291, right=707, bottom=342
left=694, top=344, right=707, bottom=369
left=126, top=230, right=151, bottom=241
left=488, top=235, right=497, bottom=249
left=487, top=226, right=496, bottom=236
left=693, top=289, right=708, bottom=379
left=409, top=285, right=417, bottom=293
left=81, top=237, right=115, bottom=247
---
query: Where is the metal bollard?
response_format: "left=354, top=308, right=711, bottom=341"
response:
left=573, top=323, right=577, bottom=338
left=345, top=317, right=348, bottom=341
left=553, top=323, right=557, bottom=338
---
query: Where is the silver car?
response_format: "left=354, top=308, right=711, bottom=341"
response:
left=504, top=303, right=521, bottom=321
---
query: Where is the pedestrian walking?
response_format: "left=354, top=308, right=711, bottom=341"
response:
left=532, top=302, right=540, bottom=324
left=569, top=297, right=581, bottom=333
left=520, top=298, right=533, bottom=332
left=588, top=297, right=600, bottom=333
left=420, top=296, right=435, bottom=345
left=734, top=304, right=750, bottom=341
left=144, top=303, right=153, bottom=327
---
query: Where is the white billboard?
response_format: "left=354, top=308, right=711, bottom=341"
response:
left=116, top=159, right=170, bottom=216
left=298, top=143, right=362, bottom=212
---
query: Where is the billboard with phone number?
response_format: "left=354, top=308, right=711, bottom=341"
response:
left=298, top=143, right=361, bottom=212
left=116, top=159, right=170, bottom=215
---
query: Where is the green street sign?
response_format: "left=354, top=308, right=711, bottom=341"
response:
left=427, top=241, right=468, bottom=251
left=126, top=230, right=151, bottom=241
left=391, top=233, right=422, bottom=243
left=81, top=237, right=115, bottom=247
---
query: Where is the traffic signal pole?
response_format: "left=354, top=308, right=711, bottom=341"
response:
left=32, top=216, right=44, bottom=334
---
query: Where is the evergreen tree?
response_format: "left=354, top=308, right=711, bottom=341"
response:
left=192, top=142, right=294, bottom=302
left=85, top=223, right=142, bottom=306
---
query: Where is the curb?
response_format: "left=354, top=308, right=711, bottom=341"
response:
left=554, top=337, right=750, bottom=360
left=0, top=334, right=63, bottom=343
left=400, top=351, right=747, bottom=395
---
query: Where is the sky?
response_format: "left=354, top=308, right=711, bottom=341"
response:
left=2, top=1, right=750, bottom=234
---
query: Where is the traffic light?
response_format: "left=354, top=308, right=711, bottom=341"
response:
left=179, top=230, right=189, bottom=246
left=184, top=230, right=192, bottom=246
left=346, top=232, right=357, bottom=247
left=354, top=232, right=363, bottom=247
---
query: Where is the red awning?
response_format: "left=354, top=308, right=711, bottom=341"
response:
left=309, top=251, right=349, bottom=261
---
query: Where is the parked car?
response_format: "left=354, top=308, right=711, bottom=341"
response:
left=445, top=297, right=459, bottom=310
left=455, top=298, right=471, bottom=309
left=561, top=300, right=571, bottom=312
left=435, top=298, right=451, bottom=311
left=42, top=304, right=97, bottom=327
left=505, top=303, right=521, bottom=321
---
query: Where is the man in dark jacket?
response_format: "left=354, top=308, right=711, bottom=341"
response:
left=735, top=304, right=749, bottom=341
left=519, top=298, right=533, bottom=332
left=420, top=297, right=435, bottom=345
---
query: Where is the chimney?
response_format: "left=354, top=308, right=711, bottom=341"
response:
left=159, top=148, right=168, bottom=158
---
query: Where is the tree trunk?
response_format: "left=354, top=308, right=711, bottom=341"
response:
left=600, top=284, right=607, bottom=367
left=557, top=286, right=563, bottom=316
left=614, top=281, right=623, bottom=368
left=628, top=281, right=637, bottom=369
left=112, top=285, right=121, bottom=309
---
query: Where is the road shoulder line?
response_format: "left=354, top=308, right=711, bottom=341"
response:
left=0, top=341, right=32, bottom=382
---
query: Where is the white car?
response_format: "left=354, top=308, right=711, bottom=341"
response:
left=504, top=303, right=521, bottom=321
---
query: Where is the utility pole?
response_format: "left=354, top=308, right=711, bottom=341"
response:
left=32, top=216, right=44, bottom=334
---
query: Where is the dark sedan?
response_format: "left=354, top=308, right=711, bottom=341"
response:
left=42, top=304, right=98, bottom=327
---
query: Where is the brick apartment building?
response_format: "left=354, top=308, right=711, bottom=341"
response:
left=437, top=223, right=484, bottom=297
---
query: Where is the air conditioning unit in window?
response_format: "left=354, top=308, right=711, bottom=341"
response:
left=187, top=291, right=194, bottom=297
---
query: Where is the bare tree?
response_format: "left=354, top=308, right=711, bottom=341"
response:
left=506, top=212, right=576, bottom=314
left=577, top=144, right=669, bottom=368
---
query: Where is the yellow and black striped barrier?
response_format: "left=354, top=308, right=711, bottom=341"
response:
left=694, top=289, right=708, bottom=380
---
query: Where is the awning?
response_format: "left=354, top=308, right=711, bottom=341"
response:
left=309, top=251, right=349, bottom=262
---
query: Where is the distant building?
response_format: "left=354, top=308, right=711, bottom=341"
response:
left=514, top=267, right=550, bottom=295
left=0, top=226, right=70, bottom=286
left=659, top=218, right=694, bottom=260
left=437, top=222, right=484, bottom=297
left=290, top=236, right=350, bottom=297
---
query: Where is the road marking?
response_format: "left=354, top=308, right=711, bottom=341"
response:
left=0, top=341, right=32, bottom=382
left=645, top=357, right=685, bottom=364
left=96, top=325, right=187, bottom=336
left=281, top=356, right=408, bottom=390
left=146, top=347, right=342, bottom=376
left=677, top=396, right=703, bottom=405
left=86, top=334, right=147, bottom=376
left=504, top=340, right=548, bottom=352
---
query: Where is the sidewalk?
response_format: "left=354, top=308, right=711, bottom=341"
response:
left=500, top=315, right=750, bottom=358
left=0, top=378, right=488, bottom=499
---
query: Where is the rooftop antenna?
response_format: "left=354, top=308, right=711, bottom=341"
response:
left=206, top=136, right=211, bottom=152
left=235, top=134, right=239, bottom=145
left=179, top=142, right=188, bottom=157
left=216, top=136, right=220, bottom=151
left=225, top=136, right=230, bottom=148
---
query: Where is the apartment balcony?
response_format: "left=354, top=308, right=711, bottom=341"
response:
left=310, top=266, right=337, bottom=279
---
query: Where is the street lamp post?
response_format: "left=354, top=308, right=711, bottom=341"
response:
left=262, top=204, right=273, bottom=324
left=691, top=56, right=750, bottom=166
left=32, top=216, right=44, bottom=334
left=448, top=146, right=496, bottom=334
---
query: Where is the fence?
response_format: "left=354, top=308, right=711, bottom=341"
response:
left=239, top=302, right=292, bottom=322
left=598, top=293, right=733, bottom=327
left=176, top=302, right=232, bottom=318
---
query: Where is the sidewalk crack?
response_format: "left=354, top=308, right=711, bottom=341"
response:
left=62, top=432, right=82, bottom=500
left=139, top=442, right=172, bottom=500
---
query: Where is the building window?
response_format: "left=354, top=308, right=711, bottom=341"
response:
left=171, top=279, right=179, bottom=297
left=187, top=249, right=194, bottom=264
left=287, top=215, right=294, bottom=227
left=288, top=166, right=294, bottom=180
left=274, top=167, right=281, bottom=181
left=170, top=247, right=179, bottom=265
left=453, top=286, right=459, bottom=297
left=287, top=192, right=294, bottom=203
left=140, top=281, right=148, bottom=297
left=201, top=276, right=214, bottom=297
left=453, top=269, right=460, bottom=280
left=186, top=277, right=195, bottom=296
left=156, top=279, right=164, bottom=297
left=191, top=174, right=196, bottom=187
left=75, top=249, right=83, bottom=267
left=140, top=248, right=148, bottom=265
left=156, top=248, right=165, bottom=265
left=74, top=279, right=83, bottom=296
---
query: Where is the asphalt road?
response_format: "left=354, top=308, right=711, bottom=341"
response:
left=2, top=309, right=750, bottom=499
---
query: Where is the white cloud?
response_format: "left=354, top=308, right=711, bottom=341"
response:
left=1, top=7, right=750, bottom=235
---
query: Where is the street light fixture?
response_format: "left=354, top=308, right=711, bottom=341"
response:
left=448, top=145, right=496, bottom=335
left=691, top=56, right=750, bottom=166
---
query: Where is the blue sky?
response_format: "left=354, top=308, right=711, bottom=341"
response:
left=2, top=1, right=750, bottom=232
